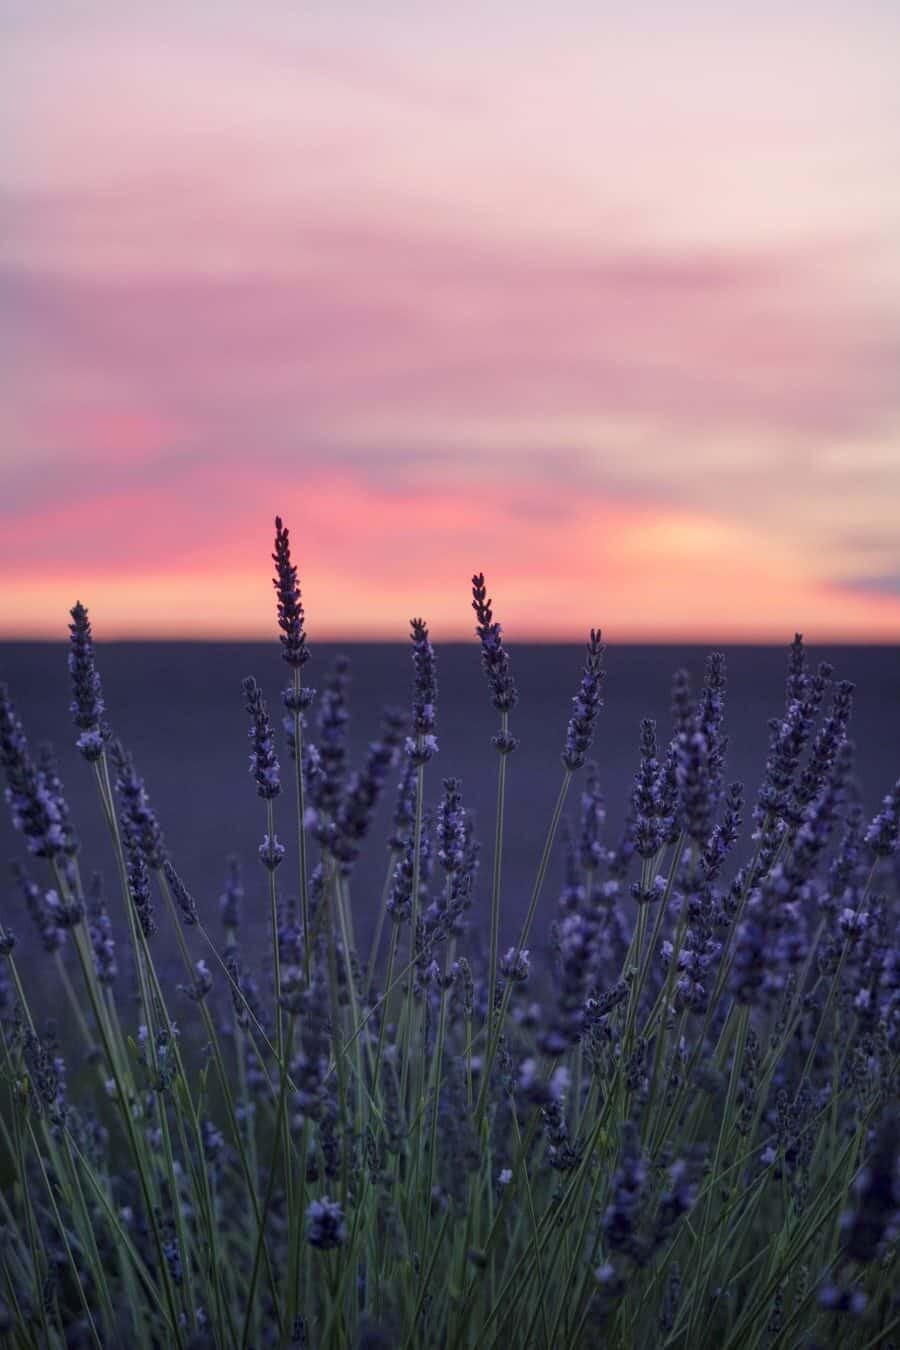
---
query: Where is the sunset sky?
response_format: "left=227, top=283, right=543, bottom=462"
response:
left=3, top=2, right=900, bottom=641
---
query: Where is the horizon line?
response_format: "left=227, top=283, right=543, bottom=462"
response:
left=2, top=632, right=898, bottom=648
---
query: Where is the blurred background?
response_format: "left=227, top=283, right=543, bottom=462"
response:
left=2, top=1, right=900, bottom=642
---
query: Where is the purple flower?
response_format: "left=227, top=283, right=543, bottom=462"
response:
left=272, top=516, right=310, bottom=668
left=36, top=745, right=79, bottom=859
left=407, top=618, right=438, bottom=763
left=386, top=839, right=415, bottom=925
left=698, top=652, right=728, bottom=813
left=437, top=777, right=467, bottom=874
left=242, top=676, right=281, bottom=800
left=332, top=709, right=406, bottom=873
left=756, top=639, right=832, bottom=829
left=839, top=1111, right=899, bottom=1264
left=578, top=765, right=606, bottom=873
left=14, top=862, right=65, bottom=953
left=163, top=859, right=198, bottom=926
left=111, top=741, right=167, bottom=868
left=180, top=959, right=212, bottom=1002
left=499, top=946, right=530, bottom=983
left=562, top=629, right=604, bottom=772
left=676, top=724, right=712, bottom=845
left=786, top=679, right=854, bottom=826
left=1, top=684, right=66, bottom=859
left=632, top=720, right=666, bottom=859
left=702, top=781, right=744, bottom=882
left=389, top=756, right=418, bottom=851
left=602, top=1127, right=649, bottom=1261
left=307, top=656, right=351, bottom=837
left=306, top=1197, right=347, bottom=1250
left=471, top=571, right=519, bottom=723
left=865, top=776, right=900, bottom=858
left=88, top=874, right=117, bottom=985
left=219, top=855, right=243, bottom=932
left=68, top=602, right=110, bottom=760
left=539, top=911, right=593, bottom=1055
left=124, top=832, right=156, bottom=940
left=258, top=833, right=286, bottom=871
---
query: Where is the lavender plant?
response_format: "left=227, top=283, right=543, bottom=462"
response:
left=0, top=525, right=897, bottom=1349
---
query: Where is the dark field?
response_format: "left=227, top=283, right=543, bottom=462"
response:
left=2, top=640, right=898, bottom=973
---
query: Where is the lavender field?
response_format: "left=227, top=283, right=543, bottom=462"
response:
left=0, top=536, right=898, bottom=1347
left=2, top=639, right=898, bottom=975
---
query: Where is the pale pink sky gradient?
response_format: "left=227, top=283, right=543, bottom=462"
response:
left=3, top=3, right=900, bottom=640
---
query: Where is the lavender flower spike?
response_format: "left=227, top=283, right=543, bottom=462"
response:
left=306, top=1197, right=347, bottom=1250
left=0, top=683, right=65, bottom=859
left=865, top=776, right=900, bottom=858
left=111, top=740, right=167, bottom=868
left=272, top=515, right=310, bottom=668
left=562, top=629, right=605, bottom=772
left=242, top=676, right=281, bottom=799
left=332, top=708, right=406, bottom=873
left=471, top=573, right=519, bottom=742
left=407, top=617, right=438, bottom=765
left=163, top=859, right=198, bottom=926
left=68, top=601, right=109, bottom=761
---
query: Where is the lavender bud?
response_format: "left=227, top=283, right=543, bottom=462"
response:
left=259, top=833, right=286, bottom=871
left=272, top=516, right=310, bottom=668
left=602, top=1127, right=648, bottom=1261
left=88, top=874, right=117, bottom=986
left=179, top=960, right=212, bottom=1002
left=161, top=1222, right=183, bottom=1286
left=219, top=855, right=243, bottom=931
left=676, top=726, right=712, bottom=844
left=1, top=684, right=66, bottom=859
left=562, top=629, right=604, bottom=771
left=306, top=1197, right=347, bottom=1250
left=631, top=720, right=665, bottom=859
left=67, top=602, right=109, bottom=759
left=14, top=862, right=65, bottom=953
left=386, top=840, right=415, bottom=925
left=111, top=741, right=166, bottom=868
left=499, top=947, right=530, bottom=983
left=437, top=778, right=467, bottom=874
left=539, top=912, right=592, bottom=1055
left=390, top=757, right=418, bottom=850
left=332, top=709, right=406, bottom=873
left=865, top=777, right=900, bottom=858
left=579, top=765, right=606, bottom=872
left=124, top=833, right=156, bottom=940
left=408, top=618, right=438, bottom=761
left=471, top=572, right=518, bottom=717
left=242, top=676, right=281, bottom=799
left=703, top=781, right=744, bottom=882
left=307, top=656, right=351, bottom=833
left=36, top=745, right=78, bottom=858
left=697, top=653, right=728, bottom=817
left=163, top=860, right=198, bottom=925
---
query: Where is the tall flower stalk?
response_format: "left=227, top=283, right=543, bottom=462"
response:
left=471, top=571, right=519, bottom=1032
left=272, top=514, right=313, bottom=981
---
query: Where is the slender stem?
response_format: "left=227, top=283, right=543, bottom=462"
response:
left=486, top=713, right=510, bottom=1027
left=475, top=769, right=572, bottom=1127
left=365, top=847, right=399, bottom=995
left=291, top=666, right=312, bottom=984
left=400, top=756, right=426, bottom=1108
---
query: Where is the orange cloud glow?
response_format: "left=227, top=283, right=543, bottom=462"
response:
left=4, top=476, right=899, bottom=643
